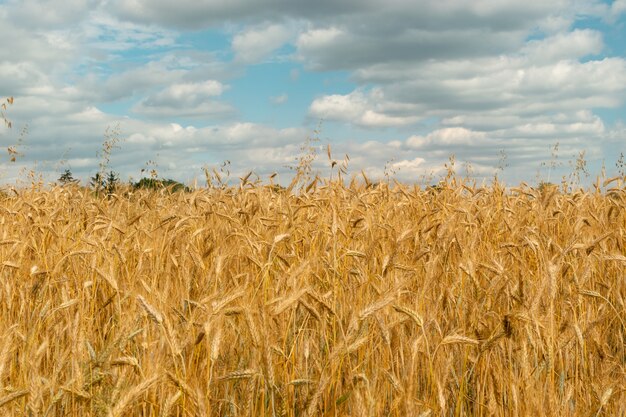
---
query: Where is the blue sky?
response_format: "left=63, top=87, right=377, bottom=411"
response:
left=1, top=0, right=626, bottom=185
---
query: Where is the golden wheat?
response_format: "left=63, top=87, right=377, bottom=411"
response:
left=0, top=179, right=624, bottom=416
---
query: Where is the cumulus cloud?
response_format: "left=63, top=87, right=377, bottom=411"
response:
left=2, top=0, right=625, bottom=186
left=80, top=12, right=178, bottom=52
left=3, top=0, right=99, bottom=29
left=132, top=80, right=234, bottom=118
left=151, top=80, right=226, bottom=101
left=406, top=128, right=487, bottom=149
left=309, top=90, right=423, bottom=127
left=232, top=24, right=293, bottom=64
left=390, top=157, right=426, bottom=176
left=83, top=62, right=186, bottom=102
left=612, top=0, right=626, bottom=17
left=296, top=26, right=526, bottom=71
left=108, top=0, right=579, bottom=32
left=108, top=121, right=310, bottom=182
left=109, top=0, right=372, bottom=29
left=0, top=19, right=76, bottom=69
left=133, top=101, right=235, bottom=119
left=310, top=41, right=626, bottom=173
left=521, top=29, right=604, bottom=63
left=286, top=0, right=626, bottom=180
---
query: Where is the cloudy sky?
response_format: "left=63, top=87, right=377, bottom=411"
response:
left=1, top=0, right=626, bottom=186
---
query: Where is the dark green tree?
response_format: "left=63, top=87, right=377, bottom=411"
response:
left=133, top=177, right=189, bottom=193
left=58, top=169, right=77, bottom=185
left=90, top=172, right=104, bottom=190
left=105, top=170, right=119, bottom=195
left=89, top=170, right=120, bottom=196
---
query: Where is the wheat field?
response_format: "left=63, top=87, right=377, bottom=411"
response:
left=0, top=177, right=624, bottom=416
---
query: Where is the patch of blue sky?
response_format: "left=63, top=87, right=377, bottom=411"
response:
left=96, top=99, right=138, bottom=119
left=84, top=27, right=223, bottom=72
left=569, top=14, right=626, bottom=126
left=594, top=107, right=625, bottom=127
left=572, top=14, right=625, bottom=58
left=223, top=61, right=355, bottom=128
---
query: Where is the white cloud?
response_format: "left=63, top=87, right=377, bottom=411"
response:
left=521, top=29, right=603, bottom=63
left=109, top=0, right=376, bottom=29
left=133, top=101, right=235, bottom=119
left=74, top=52, right=235, bottom=103
left=360, top=111, right=421, bottom=128
left=309, top=89, right=423, bottom=127
left=296, top=25, right=525, bottom=71
left=391, top=157, right=426, bottom=175
left=4, top=0, right=99, bottom=28
left=0, top=21, right=75, bottom=68
left=406, top=128, right=486, bottom=149
left=133, top=80, right=234, bottom=118
left=494, top=113, right=605, bottom=139
left=343, top=53, right=626, bottom=143
left=612, top=0, right=626, bottom=17
left=297, top=27, right=343, bottom=51
left=270, top=94, right=288, bottom=105
left=2, top=0, right=625, bottom=187
left=232, top=24, right=293, bottom=64
left=146, top=80, right=226, bottom=103
left=97, top=67, right=186, bottom=101
left=310, top=91, right=366, bottom=121
left=80, top=12, right=177, bottom=52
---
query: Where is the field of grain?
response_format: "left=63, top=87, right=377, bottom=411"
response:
left=0, top=178, right=624, bottom=416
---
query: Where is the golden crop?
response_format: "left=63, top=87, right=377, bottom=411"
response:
left=0, top=179, right=624, bottom=416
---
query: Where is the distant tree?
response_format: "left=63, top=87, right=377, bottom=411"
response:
left=134, top=177, right=162, bottom=190
left=90, top=172, right=105, bottom=191
left=162, top=178, right=190, bottom=192
left=89, top=170, right=120, bottom=196
left=133, top=177, right=189, bottom=192
left=58, top=169, right=77, bottom=185
left=105, top=170, right=120, bottom=194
